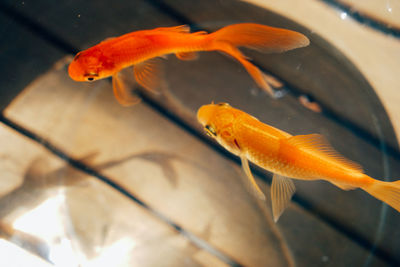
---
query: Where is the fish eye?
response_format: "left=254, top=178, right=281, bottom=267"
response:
left=205, top=125, right=217, bottom=137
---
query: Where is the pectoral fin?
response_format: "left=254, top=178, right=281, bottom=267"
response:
left=176, top=52, right=199, bottom=61
left=240, top=154, right=266, bottom=200
left=133, top=58, right=164, bottom=94
left=271, top=174, right=296, bottom=222
left=112, top=73, right=140, bottom=106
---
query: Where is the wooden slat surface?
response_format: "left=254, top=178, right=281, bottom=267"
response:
left=0, top=123, right=227, bottom=267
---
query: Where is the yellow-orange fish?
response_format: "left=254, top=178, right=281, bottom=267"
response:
left=68, top=23, right=309, bottom=106
left=197, top=103, right=400, bottom=222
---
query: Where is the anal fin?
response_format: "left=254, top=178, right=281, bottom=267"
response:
left=331, top=181, right=356, bottom=191
left=271, top=174, right=296, bottom=222
left=240, top=154, right=266, bottom=200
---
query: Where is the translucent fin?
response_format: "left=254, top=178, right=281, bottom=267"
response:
left=192, top=30, right=208, bottom=35
left=213, top=23, right=310, bottom=53
left=100, top=37, right=116, bottom=44
left=271, top=174, right=296, bottom=222
left=215, top=44, right=278, bottom=97
left=331, top=181, right=356, bottom=191
left=363, top=180, right=400, bottom=213
left=285, top=134, right=363, bottom=172
left=262, top=73, right=283, bottom=88
left=133, top=58, right=163, bottom=94
left=240, top=154, right=266, bottom=200
left=176, top=52, right=199, bottom=61
left=155, top=25, right=190, bottom=33
left=112, top=73, right=141, bottom=106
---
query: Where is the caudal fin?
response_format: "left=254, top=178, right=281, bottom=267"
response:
left=210, top=23, right=309, bottom=96
left=212, top=23, right=310, bottom=54
left=362, top=180, right=400, bottom=212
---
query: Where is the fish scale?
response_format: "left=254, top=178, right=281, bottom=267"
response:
left=247, top=149, right=315, bottom=179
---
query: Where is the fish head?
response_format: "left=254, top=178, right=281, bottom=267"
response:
left=197, top=103, right=241, bottom=155
left=68, top=48, right=115, bottom=82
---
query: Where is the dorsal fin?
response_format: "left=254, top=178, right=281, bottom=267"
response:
left=100, top=37, right=116, bottom=44
left=191, top=30, right=208, bottom=35
left=285, top=134, right=363, bottom=172
left=154, top=25, right=190, bottom=33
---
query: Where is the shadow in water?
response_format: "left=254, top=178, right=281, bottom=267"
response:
left=0, top=151, right=140, bottom=263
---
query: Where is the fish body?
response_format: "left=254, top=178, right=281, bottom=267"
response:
left=68, top=24, right=309, bottom=105
left=69, top=26, right=210, bottom=81
left=197, top=103, right=400, bottom=221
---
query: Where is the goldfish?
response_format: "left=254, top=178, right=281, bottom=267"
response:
left=197, top=103, right=400, bottom=222
left=68, top=23, right=309, bottom=106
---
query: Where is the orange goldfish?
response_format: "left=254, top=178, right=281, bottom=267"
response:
left=197, top=103, right=400, bottom=222
left=68, top=23, right=309, bottom=106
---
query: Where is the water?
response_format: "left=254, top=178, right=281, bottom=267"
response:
left=0, top=0, right=399, bottom=266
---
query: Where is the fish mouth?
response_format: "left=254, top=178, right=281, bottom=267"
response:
left=68, top=61, right=84, bottom=81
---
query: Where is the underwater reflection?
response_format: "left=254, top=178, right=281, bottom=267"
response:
left=0, top=152, right=139, bottom=265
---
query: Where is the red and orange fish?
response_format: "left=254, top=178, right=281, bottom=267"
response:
left=197, top=103, right=400, bottom=222
left=68, top=23, right=309, bottom=105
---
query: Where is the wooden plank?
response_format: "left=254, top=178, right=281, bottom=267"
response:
left=3, top=59, right=388, bottom=266
left=0, top=123, right=227, bottom=266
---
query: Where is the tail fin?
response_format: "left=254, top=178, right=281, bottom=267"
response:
left=210, top=23, right=309, bottom=96
left=212, top=23, right=310, bottom=54
left=362, top=180, right=400, bottom=212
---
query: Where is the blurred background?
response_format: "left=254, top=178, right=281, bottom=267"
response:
left=0, top=0, right=399, bottom=266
